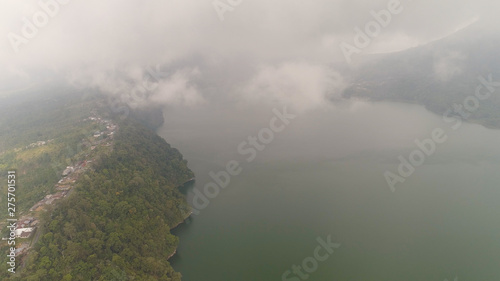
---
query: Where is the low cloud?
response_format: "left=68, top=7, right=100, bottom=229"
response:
left=149, top=68, right=204, bottom=107
left=67, top=65, right=203, bottom=109
left=433, top=51, right=467, bottom=82
left=242, top=62, right=346, bottom=112
left=0, top=0, right=498, bottom=105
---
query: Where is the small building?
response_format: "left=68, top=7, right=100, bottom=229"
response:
left=15, top=228, right=33, bottom=238
left=30, top=203, right=43, bottom=212
left=62, top=166, right=74, bottom=176
left=52, top=192, right=65, bottom=199
left=15, top=244, right=29, bottom=256
left=19, top=232, right=32, bottom=239
left=45, top=198, right=56, bottom=205
left=56, top=185, right=72, bottom=191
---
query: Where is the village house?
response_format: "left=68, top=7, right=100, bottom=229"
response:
left=15, top=228, right=33, bottom=238
left=15, top=244, right=29, bottom=256
left=62, top=166, right=74, bottom=176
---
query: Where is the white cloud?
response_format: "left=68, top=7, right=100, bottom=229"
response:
left=0, top=0, right=498, bottom=105
left=150, top=68, right=204, bottom=107
left=433, top=51, right=467, bottom=82
left=66, top=65, right=203, bottom=109
left=242, top=62, right=346, bottom=112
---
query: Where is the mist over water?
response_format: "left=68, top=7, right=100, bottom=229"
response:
left=158, top=100, right=500, bottom=281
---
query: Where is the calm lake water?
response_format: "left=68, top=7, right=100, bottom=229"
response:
left=157, top=101, right=500, bottom=281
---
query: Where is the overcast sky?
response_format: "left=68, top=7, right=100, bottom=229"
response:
left=0, top=0, right=496, bottom=110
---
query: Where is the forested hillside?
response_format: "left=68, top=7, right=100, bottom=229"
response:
left=0, top=90, right=194, bottom=280
left=0, top=90, right=110, bottom=220
left=342, top=21, right=500, bottom=129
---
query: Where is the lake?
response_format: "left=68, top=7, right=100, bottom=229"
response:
left=157, top=100, right=500, bottom=281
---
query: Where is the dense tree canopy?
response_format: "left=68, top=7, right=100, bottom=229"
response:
left=8, top=118, right=193, bottom=280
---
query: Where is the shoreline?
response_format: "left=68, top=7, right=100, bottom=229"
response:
left=171, top=210, right=192, bottom=230
left=167, top=249, right=177, bottom=260
left=351, top=96, right=500, bottom=131
left=168, top=177, right=195, bottom=261
left=168, top=210, right=192, bottom=261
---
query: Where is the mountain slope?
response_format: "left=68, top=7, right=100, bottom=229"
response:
left=343, top=20, right=500, bottom=128
left=0, top=91, right=194, bottom=280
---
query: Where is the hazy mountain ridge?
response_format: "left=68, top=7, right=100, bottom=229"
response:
left=343, top=20, right=500, bottom=128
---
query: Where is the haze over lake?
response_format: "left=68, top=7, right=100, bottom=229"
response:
left=4, top=0, right=500, bottom=279
left=158, top=100, right=500, bottom=281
